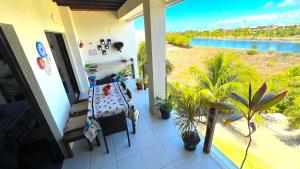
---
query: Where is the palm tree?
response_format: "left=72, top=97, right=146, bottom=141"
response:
left=190, top=52, right=259, bottom=102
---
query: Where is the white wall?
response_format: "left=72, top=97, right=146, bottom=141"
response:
left=0, top=0, right=70, bottom=154
left=71, top=11, right=139, bottom=79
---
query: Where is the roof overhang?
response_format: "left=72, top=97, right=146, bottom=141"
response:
left=117, top=0, right=183, bottom=21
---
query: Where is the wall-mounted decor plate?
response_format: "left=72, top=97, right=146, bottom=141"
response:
left=37, top=57, right=45, bottom=69
left=36, top=41, right=47, bottom=58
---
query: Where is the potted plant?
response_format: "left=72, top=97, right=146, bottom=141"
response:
left=136, top=78, right=143, bottom=90
left=170, top=83, right=207, bottom=151
left=103, top=84, right=111, bottom=96
left=155, top=96, right=173, bottom=119
left=113, top=42, right=124, bottom=52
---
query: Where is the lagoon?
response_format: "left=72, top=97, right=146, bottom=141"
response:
left=190, top=38, right=300, bottom=53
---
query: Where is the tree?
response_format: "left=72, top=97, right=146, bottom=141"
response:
left=225, top=83, right=287, bottom=169
left=190, top=52, right=259, bottom=102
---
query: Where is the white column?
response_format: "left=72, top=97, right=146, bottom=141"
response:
left=143, top=0, right=166, bottom=114
left=59, top=7, right=90, bottom=99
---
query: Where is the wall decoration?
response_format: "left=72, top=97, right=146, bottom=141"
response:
left=37, top=57, right=45, bottom=69
left=79, top=40, right=84, bottom=48
left=113, top=42, right=124, bottom=52
left=36, top=42, right=47, bottom=58
left=88, top=49, right=98, bottom=56
left=35, top=41, right=52, bottom=75
left=107, top=39, right=111, bottom=44
left=105, top=44, right=109, bottom=50
left=97, top=45, right=102, bottom=50
left=102, top=50, right=107, bottom=55
left=100, top=39, right=105, bottom=45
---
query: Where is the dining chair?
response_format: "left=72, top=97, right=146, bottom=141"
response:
left=98, top=112, right=131, bottom=153
left=126, top=89, right=132, bottom=99
left=120, top=81, right=127, bottom=90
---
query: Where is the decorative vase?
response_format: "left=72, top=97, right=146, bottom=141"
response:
left=104, top=89, right=111, bottom=96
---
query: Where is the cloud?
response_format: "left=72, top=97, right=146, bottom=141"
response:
left=278, top=0, right=296, bottom=7
left=207, top=10, right=300, bottom=29
left=264, top=1, right=273, bottom=8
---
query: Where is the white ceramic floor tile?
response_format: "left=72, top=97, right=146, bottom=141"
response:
left=152, top=123, right=178, bottom=143
left=98, top=163, right=117, bottom=169
left=134, top=130, right=159, bottom=151
left=174, top=153, right=221, bottom=169
left=112, top=132, right=139, bottom=161
left=89, top=142, right=116, bottom=169
left=162, top=164, right=176, bottom=169
left=62, top=140, right=90, bottom=169
left=117, top=153, right=146, bottom=169
left=141, top=144, right=171, bottom=169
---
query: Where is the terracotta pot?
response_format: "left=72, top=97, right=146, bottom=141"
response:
left=136, top=83, right=143, bottom=90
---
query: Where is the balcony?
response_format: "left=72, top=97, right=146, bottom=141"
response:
left=62, top=79, right=237, bottom=169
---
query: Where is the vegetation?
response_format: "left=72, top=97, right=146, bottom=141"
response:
left=166, top=33, right=192, bottom=48
left=182, top=24, right=300, bottom=40
left=267, top=65, right=300, bottom=128
left=155, top=96, right=173, bottom=112
left=137, top=41, right=174, bottom=75
left=190, top=52, right=259, bottom=102
left=225, top=83, right=287, bottom=168
left=246, top=49, right=259, bottom=55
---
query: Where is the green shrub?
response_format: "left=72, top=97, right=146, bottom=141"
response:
left=267, top=61, right=277, bottom=67
left=166, top=34, right=191, bottom=48
left=246, top=49, right=259, bottom=55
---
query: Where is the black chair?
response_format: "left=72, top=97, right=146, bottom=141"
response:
left=120, top=81, right=127, bottom=90
left=126, top=89, right=132, bottom=99
left=98, top=112, right=131, bottom=153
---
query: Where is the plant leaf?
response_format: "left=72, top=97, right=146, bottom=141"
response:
left=209, top=102, right=235, bottom=110
left=253, top=91, right=287, bottom=112
left=249, top=122, right=256, bottom=133
left=248, top=83, right=252, bottom=107
left=250, top=82, right=267, bottom=109
left=230, top=92, right=248, bottom=107
left=223, top=114, right=243, bottom=124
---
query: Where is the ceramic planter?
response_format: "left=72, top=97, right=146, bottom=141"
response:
left=160, top=108, right=171, bottom=119
left=182, top=131, right=200, bottom=151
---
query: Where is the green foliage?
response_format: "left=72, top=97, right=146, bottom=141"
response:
left=155, top=96, right=173, bottom=112
left=182, top=24, right=300, bottom=40
left=136, top=78, right=143, bottom=84
left=267, top=61, right=277, bottom=67
left=166, top=60, right=174, bottom=75
left=166, top=33, right=192, bottom=48
left=246, top=49, right=259, bottom=55
left=190, top=52, right=260, bottom=102
left=267, top=65, right=300, bottom=128
left=169, top=83, right=208, bottom=134
left=137, top=41, right=147, bottom=73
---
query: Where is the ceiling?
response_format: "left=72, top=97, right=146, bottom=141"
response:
left=53, top=0, right=127, bottom=11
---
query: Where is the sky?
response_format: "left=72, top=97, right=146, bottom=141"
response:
left=134, top=0, right=300, bottom=32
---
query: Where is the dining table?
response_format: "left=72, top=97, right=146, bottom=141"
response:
left=84, top=81, right=139, bottom=142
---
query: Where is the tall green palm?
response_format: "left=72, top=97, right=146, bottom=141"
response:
left=190, top=52, right=259, bottom=102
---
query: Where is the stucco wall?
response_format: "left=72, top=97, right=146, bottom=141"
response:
left=71, top=11, right=139, bottom=79
left=0, top=0, right=70, bottom=144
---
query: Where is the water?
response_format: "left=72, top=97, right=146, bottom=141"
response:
left=190, top=38, right=300, bottom=53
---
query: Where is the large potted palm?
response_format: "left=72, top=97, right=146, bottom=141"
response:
left=170, top=83, right=207, bottom=151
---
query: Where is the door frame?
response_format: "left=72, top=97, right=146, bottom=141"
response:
left=45, top=31, right=80, bottom=100
left=0, top=26, right=64, bottom=161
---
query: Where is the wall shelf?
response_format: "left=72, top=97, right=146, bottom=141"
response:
left=85, top=58, right=133, bottom=73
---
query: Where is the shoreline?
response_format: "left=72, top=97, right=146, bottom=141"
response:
left=192, top=37, right=300, bottom=43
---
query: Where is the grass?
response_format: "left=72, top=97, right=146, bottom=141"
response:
left=247, top=49, right=259, bottom=55
left=213, top=138, right=273, bottom=169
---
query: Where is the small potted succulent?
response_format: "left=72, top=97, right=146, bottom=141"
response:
left=136, top=78, right=143, bottom=90
left=155, top=96, right=173, bottom=119
left=103, top=84, right=111, bottom=96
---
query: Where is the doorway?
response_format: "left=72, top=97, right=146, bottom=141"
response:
left=0, top=26, right=63, bottom=169
left=45, top=32, right=79, bottom=104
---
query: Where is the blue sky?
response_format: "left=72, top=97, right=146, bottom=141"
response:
left=134, top=0, right=300, bottom=31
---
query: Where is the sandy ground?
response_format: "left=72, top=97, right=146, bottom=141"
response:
left=166, top=45, right=300, bottom=169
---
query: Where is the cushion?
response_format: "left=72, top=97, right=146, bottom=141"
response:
left=70, top=101, right=88, bottom=114
left=64, top=114, right=87, bottom=133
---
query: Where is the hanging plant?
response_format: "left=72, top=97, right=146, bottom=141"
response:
left=113, top=42, right=124, bottom=52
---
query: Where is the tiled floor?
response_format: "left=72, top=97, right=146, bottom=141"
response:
left=62, top=80, right=234, bottom=169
